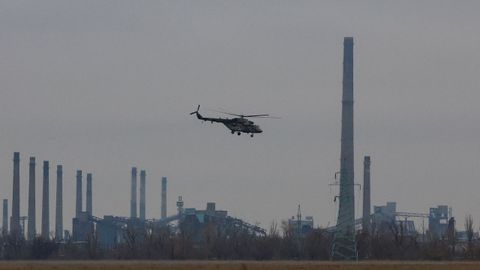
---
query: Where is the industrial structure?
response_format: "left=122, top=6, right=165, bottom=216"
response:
left=161, top=177, right=167, bottom=219
left=86, top=173, right=93, bottom=216
left=140, top=170, right=146, bottom=221
left=2, top=200, right=7, bottom=235
left=55, top=165, right=63, bottom=240
left=288, top=205, right=314, bottom=239
left=362, top=156, right=371, bottom=234
left=28, top=157, right=36, bottom=240
left=41, top=161, right=50, bottom=239
left=130, top=167, right=137, bottom=219
left=11, top=152, right=20, bottom=237
left=0, top=150, right=265, bottom=251
left=332, top=37, right=356, bottom=260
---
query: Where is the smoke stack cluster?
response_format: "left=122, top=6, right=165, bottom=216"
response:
left=161, top=177, right=167, bottom=219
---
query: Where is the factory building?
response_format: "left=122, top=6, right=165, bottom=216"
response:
left=372, top=202, right=416, bottom=235
left=179, top=202, right=266, bottom=245
left=429, top=205, right=453, bottom=239
left=288, top=216, right=314, bottom=238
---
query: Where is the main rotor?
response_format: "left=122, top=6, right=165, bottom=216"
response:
left=211, top=109, right=279, bottom=119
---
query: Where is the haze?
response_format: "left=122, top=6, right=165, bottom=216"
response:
left=1, top=1, right=479, bottom=232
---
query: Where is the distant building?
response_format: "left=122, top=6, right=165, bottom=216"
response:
left=72, top=212, right=94, bottom=242
left=428, top=205, right=451, bottom=239
left=373, top=202, right=397, bottom=227
left=372, top=202, right=417, bottom=236
left=288, top=216, right=314, bottom=238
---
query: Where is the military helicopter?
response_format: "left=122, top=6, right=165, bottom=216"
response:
left=190, top=105, right=277, bottom=137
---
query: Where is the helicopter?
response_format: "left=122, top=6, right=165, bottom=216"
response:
left=190, top=105, right=277, bottom=137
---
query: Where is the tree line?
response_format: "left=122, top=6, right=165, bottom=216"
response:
left=1, top=217, right=480, bottom=260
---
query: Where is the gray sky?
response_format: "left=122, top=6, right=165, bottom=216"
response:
left=1, top=0, right=480, bottom=233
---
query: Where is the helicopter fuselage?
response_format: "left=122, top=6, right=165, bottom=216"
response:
left=195, top=113, right=263, bottom=134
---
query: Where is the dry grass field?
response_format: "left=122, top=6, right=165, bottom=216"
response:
left=1, top=261, right=480, bottom=270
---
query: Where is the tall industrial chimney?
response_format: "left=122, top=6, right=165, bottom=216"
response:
left=2, top=199, right=8, bottom=235
left=139, top=170, right=146, bottom=221
left=28, top=157, right=36, bottom=240
left=41, top=161, right=50, bottom=239
left=332, top=37, right=356, bottom=260
left=86, top=173, right=92, bottom=216
left=130, top=167, right=137, bottom=219
left=362, top=156, right=371, bottom=233
left=11, top=152, right=20, bottom=236
left=161, top=177, right=167, bottom=219
left=55, top=165, right=63, bottom=241
left=76, top=170, right=82, bottom=218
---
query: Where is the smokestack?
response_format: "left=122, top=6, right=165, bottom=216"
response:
left=11, top=152, right=20, bottom=236
left=130, top=167, right=137, bottom=219
left=332, top=37, right=356, bottom=260
left=86, top=173, right=92, bottom=216
left=41, top=161, right=50, bottom=239
left=161, top=177, right=167, bottom=219
left=2, top=199, right=8, bottom=235
left=362, top=156, right=371, bottom=233
left=55, top=165, right=63, bottom=241
left=139, top=170, right=146, bottom=220
left=28, top=157, right=36, bottom=240
left=176, top=196, right=184, bottom=215
left=76, top=170, right=82, bottom=218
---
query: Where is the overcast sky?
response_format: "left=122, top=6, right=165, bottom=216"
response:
left=1, top=1, right=480, bottom=233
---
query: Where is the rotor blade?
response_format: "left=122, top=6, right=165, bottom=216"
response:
left=208, top=109, right=243, bottom=117
left=246, top=115, right=281, bottom=119
left=208, top=108, right=280, bottom=119
left=242, top=114, right=270, bottom=117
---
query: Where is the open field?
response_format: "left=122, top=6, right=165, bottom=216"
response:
left=1, top=261, right=480, bottom=270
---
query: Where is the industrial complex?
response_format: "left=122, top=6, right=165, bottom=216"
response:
left=0, top=38, right=459, bottom=260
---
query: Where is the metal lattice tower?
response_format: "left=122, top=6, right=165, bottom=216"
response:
left=332, top=37, right=357, bottom=260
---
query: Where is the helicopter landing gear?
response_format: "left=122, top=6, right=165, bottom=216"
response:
left=250, top=134, right=254, bottom=137
left=237, top=132, right=241, bottom=136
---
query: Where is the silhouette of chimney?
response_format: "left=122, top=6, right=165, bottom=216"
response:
left=11, top=152, right=20, bottom=236
left=41, top=161, right=50, bottom=239
left=140, top=170, right=146, bottom=220
left=76, top=170, right=82, bottom=218
left=86, top=173, right=92, bottom=216
left=2, top=199, right=8, bottom=235
left=28, top=157, right=36, bottom=240
left=161, top=177, right=167, bottom=219
left=130, top=167, right=137, bottom=219
left=55, top=165, right=63, bottom=241
left=362, top=156, right=371, bottom=233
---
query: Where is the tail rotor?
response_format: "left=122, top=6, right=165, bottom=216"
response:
left=190, top=105, right=200, bottom=115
